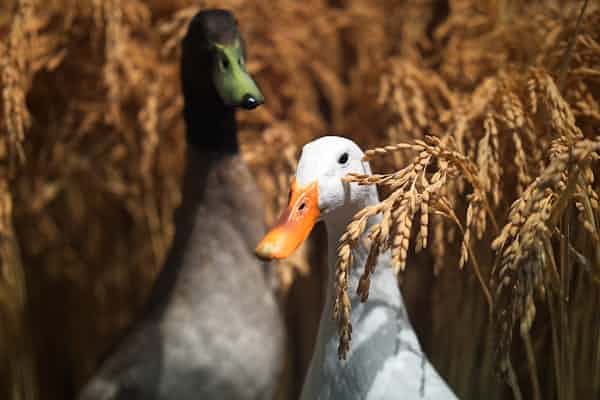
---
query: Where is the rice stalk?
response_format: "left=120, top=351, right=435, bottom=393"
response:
left=333, top=4, right=600, bottom=398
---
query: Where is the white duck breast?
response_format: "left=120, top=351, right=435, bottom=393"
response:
left=256, top=136, right=458, bottom=399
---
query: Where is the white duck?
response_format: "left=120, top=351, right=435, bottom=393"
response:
left=256, top=136, right=458, bottom=400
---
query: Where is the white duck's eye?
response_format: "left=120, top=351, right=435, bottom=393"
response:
left=338, top=152, right=349, bottom=164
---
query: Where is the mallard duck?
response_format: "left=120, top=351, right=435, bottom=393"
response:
left=256, top=136, right=457, bottom=399
left=79, top=9, right=284, bottom=400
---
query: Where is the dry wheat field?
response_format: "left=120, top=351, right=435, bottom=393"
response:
left=1, top=0, right=599, bottom=399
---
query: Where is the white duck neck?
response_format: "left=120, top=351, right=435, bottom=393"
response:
left=320, top=209, right=409, bottom=335
left=300, top=206, right=417, bottom=400
left=306, top=191, right=415, bottom=371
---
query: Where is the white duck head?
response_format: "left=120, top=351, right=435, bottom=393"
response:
left=256, top=136, right=379, bottom=260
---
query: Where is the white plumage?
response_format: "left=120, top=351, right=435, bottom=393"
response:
left=288, top=136, right=459, bottom=400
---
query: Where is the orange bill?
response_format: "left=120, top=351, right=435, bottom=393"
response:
left=255, top=179, right=320, bottom=260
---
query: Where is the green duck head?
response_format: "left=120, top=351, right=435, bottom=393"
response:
left=182, top=9, right=264, bottom=110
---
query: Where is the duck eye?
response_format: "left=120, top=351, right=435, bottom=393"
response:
left=338, top=152, right=349, bottom=164
left=221, top=56, right=230, bottom=69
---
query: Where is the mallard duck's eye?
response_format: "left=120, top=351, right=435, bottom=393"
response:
left=221, top=56, right=230, bottom=69
left=338, top=152, right=349, bottom=164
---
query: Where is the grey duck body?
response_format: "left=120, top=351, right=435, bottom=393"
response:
left=79, top=148, right=285, bottom=400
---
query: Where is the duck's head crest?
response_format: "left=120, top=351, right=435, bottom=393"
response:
left=182, top=9, right=264, bottom=110
left=256, top=136, right=379, bottom=260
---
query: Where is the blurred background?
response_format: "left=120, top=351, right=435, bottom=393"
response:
left=1, top=0, right=599, bottom=399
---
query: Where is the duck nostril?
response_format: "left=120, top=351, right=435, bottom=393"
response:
left=298, top=202, right=306, bottom=211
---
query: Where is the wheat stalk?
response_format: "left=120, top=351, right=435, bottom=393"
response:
left=333, top=135, right=498, bottom=359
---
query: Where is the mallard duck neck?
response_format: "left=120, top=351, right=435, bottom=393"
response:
left=182, top=91, right=238, bottom=153
left=181, top=47, right=239, bottom=154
